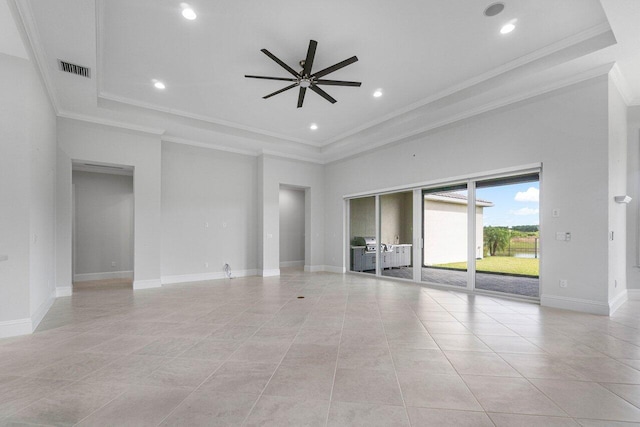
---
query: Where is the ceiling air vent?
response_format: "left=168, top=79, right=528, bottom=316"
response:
left=58, top=60, right=91, bottom=78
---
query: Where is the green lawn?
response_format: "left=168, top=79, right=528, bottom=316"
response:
left=433, top=256, right=539, bottom=277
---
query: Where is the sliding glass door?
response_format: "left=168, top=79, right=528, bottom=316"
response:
left=475, top=174, right=540, bottom=297
left=346, top=170, right=540, bottom=300
left=380, top=191, right=413, bottom=279
left=349, top=196, right=376, bottom=275
left=421, top=185, right=468, bottom=288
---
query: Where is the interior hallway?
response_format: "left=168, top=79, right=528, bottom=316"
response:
left=1, top=269, right=640, bottom=426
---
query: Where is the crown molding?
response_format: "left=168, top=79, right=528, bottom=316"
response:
left=609, top=63, right=636, bottom=106
left=323, top=63, right=613, bottom=164
left=97, top=91, right=323, bottom=148
left=162, top=136, right=325, bottom=164
left=162, top=135, right=260, bottom=157
left=260, top=149, right=324, bottom=165
left=322, top=22, right=614, bottom=147
left=57, top=111, right=165, bottom=136
left=8, top=0, right=60, bottom=114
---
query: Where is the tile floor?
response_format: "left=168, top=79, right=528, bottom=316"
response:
left=1, top=268, right=640, bottom=426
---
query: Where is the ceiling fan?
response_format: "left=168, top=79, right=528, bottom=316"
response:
left=245, top=40, right=361, bottom=108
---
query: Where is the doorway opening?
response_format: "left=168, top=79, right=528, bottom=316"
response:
left=72, top=162, right=134, bottom=291
left=474, top=174, right=540, bottom=297
left=279, top=186, right=306, bottom=270
left=421, top=184, right=470, bottom=287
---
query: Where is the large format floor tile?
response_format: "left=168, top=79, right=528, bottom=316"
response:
left=2, top=269, right=640, bottom=426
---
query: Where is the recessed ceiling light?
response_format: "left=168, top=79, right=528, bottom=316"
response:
left=373, top=89, right=383, bottom=98
left=484, top=2, right=505, bottom=17
left=180, top=3, right=197, bottom=20
left=310, top=123, right=318, bottom=130
left=153, top=80, right=166, bottom=90
left=500, top=21, right=516, bottom=34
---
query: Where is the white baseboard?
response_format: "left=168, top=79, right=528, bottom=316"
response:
left=304, top=265, right=345, bottom=274
left=31, top=291, right=55, bottom=332
left=324, top=265, right=346, bottom=274
left=627, top=289, right=640, bottom=300
left=56, top=287, right=72, bottom=297
left=261, top=269, right=280, bottom=277
left=280, top=260, right=304, bottom=268
left=1, top=291, right=56, bottom=339
left=133, top=279, right=162, bottom=290
left=0, top=318, right=32, bottom=339
left=540, top=294, right=609, bottom=315
left=74, top=270, right=133, bottom=282
left=609, top=290, right=628, bottom=315
left=162, top=269, right=258, bottom=285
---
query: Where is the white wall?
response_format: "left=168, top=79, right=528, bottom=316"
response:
left=381, top=192, right=413, bottom=245
left=57, top=119, right=162, bottom=291
left=608, top=76, right=628, bottom=310
left=259, top=155, right=325, bottom=274
left=27, top=53, right=57, bottom=323
left=627, top=107, right=640, bottom=291
left=349, top=196, right=375, bottom=243
left=325, top=77, right=612, bottom=313
left=424, top=202, right=465, bottom=265
left=72, top=171, right=134, bottom=281
left=161, top=142, right=258, bottom=281
left=0, top=52, right=56, bottom=337
left=279, top=187, right=305, bottom=266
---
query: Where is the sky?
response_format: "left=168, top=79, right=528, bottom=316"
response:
left=476, top=182, right=539, bottom=227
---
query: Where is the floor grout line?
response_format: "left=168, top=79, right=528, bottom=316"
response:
left=322, top=292, right=350, bottom=426
left=5, top=272, right=640, bottom=425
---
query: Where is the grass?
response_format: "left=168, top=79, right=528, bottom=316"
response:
left=433, top=256, right=539, bottom=277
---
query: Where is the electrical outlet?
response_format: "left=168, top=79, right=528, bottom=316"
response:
left=559, top=279, right=568, bottom=288
left=205, top=262, right=209, bottom=268
left=552, top=209, right=560, bottom=218
left=111, top=262, right=116, bottom=267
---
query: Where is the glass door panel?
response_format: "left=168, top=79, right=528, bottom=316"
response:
left=475, top=174, right=540, bottom=297
left=349, top=196, right=376, bottom=274
left=422, top=185, right=468, bottom=287
left=380, top=191, right=413, bottom=279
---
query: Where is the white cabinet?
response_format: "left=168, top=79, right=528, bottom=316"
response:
left=393, top=245, right=412, bottom=268
left=351, top=247, right=365, bottom=271
left=351, top=245, right=411, bottom=272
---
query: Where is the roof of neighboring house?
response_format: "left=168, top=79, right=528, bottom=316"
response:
left=424, top=192, right=493, bottom=207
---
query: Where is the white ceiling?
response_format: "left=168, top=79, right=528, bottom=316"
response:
left=0, top=0, right=27, bottom=59
left=10, top=0, right=640, bottom=162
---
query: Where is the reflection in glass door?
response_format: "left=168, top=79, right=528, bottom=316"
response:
left=475, top=174, right=540, bottom=297
left=380, top=191, right=413, bottom=280
left=421, top=185, right=469, bottom=288
left=349, top=196, right=376, bottom=275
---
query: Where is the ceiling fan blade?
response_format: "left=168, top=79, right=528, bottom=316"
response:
left=312, top=56, right=358, bottom=79
left=297, top=87, right=307, bottom=108
left=263, top=83, right=298, bottom=99
left=260, top=49, right=299, bottom=78
left=315, top=79, right=362, bottom=87
left=245, top=75, right=298, bottom=82
left=302, top=40, right=317, bottom=77
left=310, top=85, right=337, bottom=104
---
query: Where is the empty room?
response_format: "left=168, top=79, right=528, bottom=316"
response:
left=2, top=0, right=640, bottom=425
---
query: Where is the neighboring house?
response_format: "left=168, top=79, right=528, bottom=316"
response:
left=423, top=193, right=493, bottom=265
